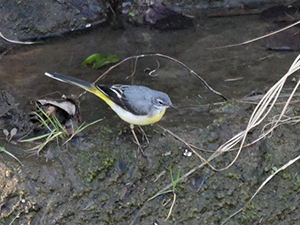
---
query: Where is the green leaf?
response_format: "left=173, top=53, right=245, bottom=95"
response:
left=63, top=118, right=103, bottom=145
left=19, top=133, right=50, bottom=142
left=81, top=54, right=120, bottom=69
left=0, top=146, right=23, bottom=166
left=129, top=12, right=135, bottom=17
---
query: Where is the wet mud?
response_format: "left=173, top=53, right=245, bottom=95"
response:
left=1, top=12, right=300, bottom=225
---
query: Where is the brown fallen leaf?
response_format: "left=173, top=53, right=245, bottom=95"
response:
left=8, top=128, right=18, bottom=141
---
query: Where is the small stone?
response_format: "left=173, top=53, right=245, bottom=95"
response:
left=183, top=149, right=192, bottom=157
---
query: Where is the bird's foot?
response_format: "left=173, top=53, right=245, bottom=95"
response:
left=130, top=124, right=147, bottom=157
left=138, top=125, right=150, bottom=144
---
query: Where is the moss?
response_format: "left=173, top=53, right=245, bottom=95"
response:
left=225, top=198, right=237, bottom=207
left=216, top=192, right=225, bottom=199
left=227, top=189, right=234, bottom=196
left=242, top=192, right=250, bottom=201
left=264, top=153, right=272, bottom=162
left=281, top=173, right=291, bottom=180
left=87, top=158, right=115, bottom=183
left=245, top=202, right=255, bottom=211
left=72, top=188, right=92, bottom=199
left=204, top=211, right=214, bottom=224
left=293, top=175, right=300, bottom=187
left=227, top=173, right=239, bottom=180
left=293, top=107, right=300, bottom=116
left=218, top=202, right=224, bottom=207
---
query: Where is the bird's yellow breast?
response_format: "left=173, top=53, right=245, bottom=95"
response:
left=111, top=104, right=166, bottom=125
left=143, top=109, right=166, bottom=125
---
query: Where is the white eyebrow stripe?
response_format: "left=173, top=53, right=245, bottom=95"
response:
left=110, top=87, right=123, bottom=98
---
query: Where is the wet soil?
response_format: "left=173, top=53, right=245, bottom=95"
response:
left=1, top=14, right=300, bottom=225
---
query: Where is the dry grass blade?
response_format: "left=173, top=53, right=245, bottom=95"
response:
left=62, top=118, right=103, bottom=145
left=146, top=168, right=181, bottom=221
left=19, top=133, right=50, bottom=142
left=0, top=146, right=23, bottom=166
left=156, top=124, right=217, bottom=169
left=236, top=115, right=300, bottom=149
left=149, top=60, right=160, bottom=77
left=147, top=54, right=300, bottom=212
left=212, top=54, right=300, bottom=172
left=21, top=103, right=103, bottom=156
left=165, top=193, right=176, bottom=220
left=211, top=20, right=300, bottom=49
left=26, top=130, right=63, bottom=156
left=217, top=55, right=300, bottom=222
left=222, top=153, right=300, bottom=225
left=125, top=57, right=139, bottom=80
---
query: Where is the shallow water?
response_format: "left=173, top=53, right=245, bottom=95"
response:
left=1, top=15, right=298, bottom=120
left=1, top=15, right=300, bottom=224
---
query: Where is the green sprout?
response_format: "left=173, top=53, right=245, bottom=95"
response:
left=148, top=167, right=181, bottom=220
left=20, top=104, right=102, bottom=156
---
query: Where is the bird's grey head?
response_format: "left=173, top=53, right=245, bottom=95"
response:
left=152, top=92, right=174, bottom=110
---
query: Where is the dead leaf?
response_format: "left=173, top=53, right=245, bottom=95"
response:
left=120, top=187, right=128, bottom=200
left=3, top=129, right=9, bottom=137
left=9, top=128, right=18, bottom=141
left=37, top=99, right=76, bottom=116
left=45, top=106, right=56, bottom=116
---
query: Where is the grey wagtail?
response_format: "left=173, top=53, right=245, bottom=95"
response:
left=44, top=72, right=175, bottom=150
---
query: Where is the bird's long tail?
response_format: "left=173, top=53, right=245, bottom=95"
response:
left=44, top=72, right=113, bottom=106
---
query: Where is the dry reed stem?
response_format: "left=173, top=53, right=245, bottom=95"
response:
left=165, top=193, right=176, bottom=220
left=150, top=53, right=300, bottom=213
left=221, top=56, right=300, bottom=223
left=213, top=54, right=300, bottom=172
left=211, top=20, right=300, bottom=49
left=222, top=153, right=300, bottom=225
left=241, top=92, right=300, bottom=102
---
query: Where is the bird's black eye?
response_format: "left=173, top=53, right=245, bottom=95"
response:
left=157, top=99, right=164, bottom=105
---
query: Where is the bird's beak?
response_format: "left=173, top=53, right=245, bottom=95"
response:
left=170, top=104, right=179, bottom=110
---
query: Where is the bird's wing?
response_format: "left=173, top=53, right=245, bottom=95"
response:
left=96, top=85, right=150, bottom=116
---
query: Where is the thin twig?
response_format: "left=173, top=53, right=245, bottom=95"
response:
left=156, top=124, right=217, bottom=170
left=129, top=203, right=148, bottom=225
left=224, top=77, right=244, bottom=82
left=92, top=53, right=227, bottom=101
left=126, top=57, right=139, bottom=80
left=0, top=32, right=41, bottom=44
left=149, top=60, right=160, bottom=77
left=0, top=47, right=12, bottom=61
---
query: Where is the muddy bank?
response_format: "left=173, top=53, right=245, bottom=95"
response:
left=1, top=100, right=300, bottom=224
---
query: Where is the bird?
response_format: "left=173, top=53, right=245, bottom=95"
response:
left=44, top=72, right=175, bottom=152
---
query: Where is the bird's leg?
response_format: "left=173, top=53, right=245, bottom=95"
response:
left=138, top=125, right=150, bottom=144
left=130, top=124, right=145, bottom=155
